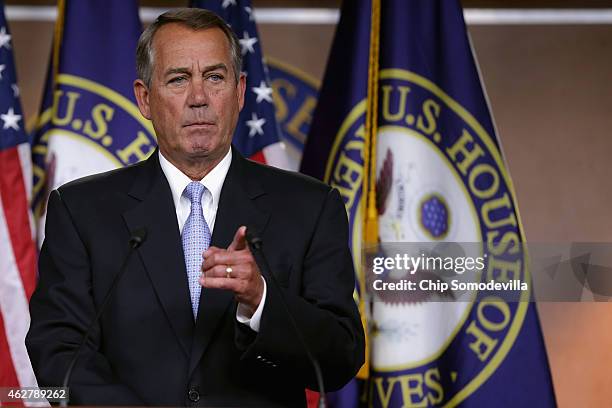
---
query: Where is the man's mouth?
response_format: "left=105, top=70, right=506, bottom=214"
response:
left=183, top=121, right=215, bottom=128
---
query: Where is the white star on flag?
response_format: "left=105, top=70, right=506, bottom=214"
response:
left=239, top=31, right=258, bottom=55
left=0, top=64, right=5, bottom=80
left=222, top=0, right=236, bottom=9
left=252, top=81, right=273, bottom=103
left=0, top=27, right=11, bottom=49
left=11, top=83, right=19, bottom=97
left=245, top=112, right=266, bottom=137
left=244, top=6, right=254, bottom=21
left=1, top=107, right=21, bottom=130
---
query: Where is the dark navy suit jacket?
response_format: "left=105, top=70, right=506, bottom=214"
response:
left=26, top=147, right=364, bottom=407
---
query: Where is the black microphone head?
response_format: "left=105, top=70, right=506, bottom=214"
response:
left=129, top=228, right=147, bottom=248
left=245, top=226, right=262, bottom=250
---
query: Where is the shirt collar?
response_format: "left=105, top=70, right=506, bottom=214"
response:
left=158, top=148, right=232, bottom=209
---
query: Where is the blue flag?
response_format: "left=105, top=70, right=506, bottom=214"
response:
left=31, top=0, right=153, bottom=243
left=267, top=58, right=319, bottom=165
left=191, top=0, right=292, bottom=170
left=301, top=1, right=373, bottom=406
left=301, top=0, right=556, bottom=407
left=301, top=0, right=372, bottom=275
left=0, top=2, right=27, bottom=152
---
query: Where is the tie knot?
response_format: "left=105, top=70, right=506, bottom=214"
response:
left=183, top=181, right=206, bottom=204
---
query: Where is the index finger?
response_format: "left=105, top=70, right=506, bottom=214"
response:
left=228, top=226, right=247, bottom=251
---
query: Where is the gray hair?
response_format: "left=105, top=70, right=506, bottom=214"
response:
left=136, top=8, right=242, bottom=88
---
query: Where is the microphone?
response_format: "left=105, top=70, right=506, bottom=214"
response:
left=246, top=229, right=327, bottom=408
left=60, top=228, right=147, bottom=407
left=129, top=228, right=147, bottom=248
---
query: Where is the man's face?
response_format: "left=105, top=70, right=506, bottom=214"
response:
left=134, top=24, right=245, bottom=168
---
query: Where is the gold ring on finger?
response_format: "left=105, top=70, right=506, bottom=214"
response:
left=225, top=266, right=233, bottom=279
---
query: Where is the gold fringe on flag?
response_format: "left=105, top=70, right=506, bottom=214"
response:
left=357, top=0, right=381, bottom=381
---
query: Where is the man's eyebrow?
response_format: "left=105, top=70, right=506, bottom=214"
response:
left=164, top=67, right=191, bottom=77
left=202, top=63, right=228, bottom=73
left=163, top=64, right=228, bottom=77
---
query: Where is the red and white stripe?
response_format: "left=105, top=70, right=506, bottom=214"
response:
left=0, top=142, right=39, bottom=392
left=249, top=141, right=298, bottom=171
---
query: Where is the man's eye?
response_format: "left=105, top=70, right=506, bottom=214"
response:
left=208, top=74, right=224, bottom=82
left=169, top=76, right=187, bottom=84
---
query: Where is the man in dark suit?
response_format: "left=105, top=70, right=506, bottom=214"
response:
left=26, top=8, right=364, bottom=408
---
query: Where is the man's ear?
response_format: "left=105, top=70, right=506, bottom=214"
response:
left=237, top=72, right=246, bottom=112
left=134, top=79, right=152, bottom=119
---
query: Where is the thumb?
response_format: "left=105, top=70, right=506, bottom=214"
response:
left=228, top=225, right=247, bottom=251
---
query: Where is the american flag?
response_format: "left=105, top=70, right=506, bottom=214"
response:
left=191, top=0, right=293, bottom=170
left=0, top=1, right=39, bottom=392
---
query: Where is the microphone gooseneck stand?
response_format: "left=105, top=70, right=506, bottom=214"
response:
left=246, top=230, right=327, bottom=408
left=60, top=229, right=147, bottom=408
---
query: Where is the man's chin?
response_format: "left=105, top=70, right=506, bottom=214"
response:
left=184, top=147, right=212, bottom=160
left=185, top=144, right=229, bottom=161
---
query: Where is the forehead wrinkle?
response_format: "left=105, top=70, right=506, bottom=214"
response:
left=152, top=25, right=234, bottom=83
left=197, top=62, right=229, bottom=73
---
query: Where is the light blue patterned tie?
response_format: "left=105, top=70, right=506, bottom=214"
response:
left=181, top=181, right=211, bottom=319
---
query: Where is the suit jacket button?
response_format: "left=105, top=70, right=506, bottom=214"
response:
left=188, top=388, right=200, bottom=402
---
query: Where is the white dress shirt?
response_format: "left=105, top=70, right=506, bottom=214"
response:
left=158, top=149, right=266, bottom=332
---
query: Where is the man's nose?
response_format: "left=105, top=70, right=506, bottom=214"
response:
left=188, top=78, right=208, bottom=108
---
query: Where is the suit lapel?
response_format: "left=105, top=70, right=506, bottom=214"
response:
left=188, top=148, right=270, bottom=377
left=122, top=152, right=194, bottom=358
